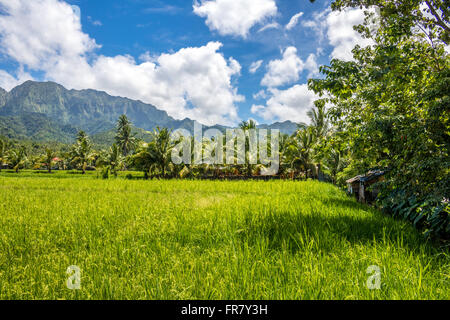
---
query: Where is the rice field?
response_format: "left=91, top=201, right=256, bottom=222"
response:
left=0, top=171, right=448, bottom=299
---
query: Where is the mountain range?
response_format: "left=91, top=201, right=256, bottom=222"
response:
left=0, top=81, right=301, bottom=145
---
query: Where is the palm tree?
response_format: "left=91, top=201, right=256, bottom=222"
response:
left=239, top=119, right=258, bottom=131
left=96, top=144, right=124, bottom=177
left=115, top=115, right=137, bottom=157
left=307, top=101, right=330, bottom=179
left=70, top=131, right=95, bottom=174
left=239, top=119, right=257, bottom=176
left=286, top=127, right=316, bottom=179
left=0, top=138, right=7, bottom=172
left=8, top=147, right=27, bottom=173
left=149, top=127, right=175, bottom=178
left=307, top=100, right=329, bottom=141
left=43, top=147, right=56, bottom=173
left=132, top=127, right=175, bottom=179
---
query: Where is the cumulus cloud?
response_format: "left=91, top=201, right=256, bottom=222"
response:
left=251, top=84, right=318, bottom=123
left=193, top=0, right=277, bottom=38
left=0, top=67, right=34, bottom=91
left=285, top=12, right=304, bottom=30
left=249, top=60, right=263, bottom=74
left=0, top=0, right=243, bottom=126
left=304, top=53, right=319, bottom=78
left=303, top=8, right=374, bottom=60
left=326, top=8, right=374, bottom=60
left=253, top=89, right=267, bottom=100
left=261, top=47, right=305, bottom=87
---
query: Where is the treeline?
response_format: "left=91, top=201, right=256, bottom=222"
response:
left=0, top=109, right=333, bottom=181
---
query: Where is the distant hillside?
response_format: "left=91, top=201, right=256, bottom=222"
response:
left=0, top=81, right=198, bottom=134
left=0, top=113, right=78, bottom=144
left=257, top=121, right=302, bottom=135
left=0, top=81, right=301, bottom=144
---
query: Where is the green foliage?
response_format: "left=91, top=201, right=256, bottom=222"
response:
left=69, top=131, right=96, bottom=174
left=132, top=127, right=176, bottom=178
left=115, top=115, right=137, bottom=157
left=96, top=143, right=124, bottom=177
left=7, top=146, right=27, bottom=173
left=308, top=0, right=449, bottom=238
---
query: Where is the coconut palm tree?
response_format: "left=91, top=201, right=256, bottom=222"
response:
left=307, top=100, right=329, bottom=141
left=239, top=120, right=258, bottom=177
left=70, top=131, right=95, bottom=174
left=8, top=146, right=27, bottom=173
left=115, top=115, right=137, bottom=158
left=0, top=138, right=7, bottom=172
left=149, top=127, right=175, bottom=178
left=43, top=147, right=56, bottom=173
left=96, top=144, right=124, bottom=177
left=133, top=127, right=175, bottom=179
left=286, top=127, right=316, bottom=179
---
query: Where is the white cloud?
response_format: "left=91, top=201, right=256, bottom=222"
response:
left=251, top=84, right=318, bottom=123
left=87, top=16, right=102, bottom=26
left=258, top=22, right=280, bottom=33
left=249, top=60, right=263, bottom=73
left=253, top=89, right=267, bottom=100
left=304, top=53, right=319, bottom=78
left=0, top=67, right=33, bottom=91
left=302, top=8, right=375, bottom=60
left=193, top=0, right=277, bottom=38
left=0, top=0, right=244, bottom=126
left=261, top=47, right=304, bottom=87
left=326, top=8, right=374, bottom=60
left=0, top=1, right=99, bottom=70
left=285, top=12, right=304, bottom=30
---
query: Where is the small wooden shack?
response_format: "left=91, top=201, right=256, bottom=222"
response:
left=346, top=170, right=385, bottom=203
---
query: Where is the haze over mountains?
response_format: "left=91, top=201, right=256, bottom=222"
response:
left=0, top=81, right=300, bottom=144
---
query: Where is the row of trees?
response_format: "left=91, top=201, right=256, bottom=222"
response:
left=0, top=107, right=334, bottom=181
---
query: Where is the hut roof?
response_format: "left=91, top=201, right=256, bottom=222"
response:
left=346, top=170, right=385, bottom=184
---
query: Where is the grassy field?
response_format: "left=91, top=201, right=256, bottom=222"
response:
left=0, top=171, right=448, bottom=299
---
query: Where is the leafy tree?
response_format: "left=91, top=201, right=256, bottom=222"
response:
left=133, top=127, right=175, bottom=178
left=70, top=131, right=95, bottom=174
left=0, top=138, right=7, bottom=172
left=239, top=120, right=257, bottom=176
left=43, top=147, right=56, bottom=173
left=8, top=146, right=27, bottom=173
left=309, top=0, right=449, bottom=238
left=96, top=144, right=124, bottom=177
left=115, top=115, right=137, bottom=157
left=286, top=127, right=317, bottom=179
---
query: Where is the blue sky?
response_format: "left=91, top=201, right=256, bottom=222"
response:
left=0, top=0, right=369, bottom=126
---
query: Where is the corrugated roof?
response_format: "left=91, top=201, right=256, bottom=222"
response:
left=346, top=170, right=385, bottom=184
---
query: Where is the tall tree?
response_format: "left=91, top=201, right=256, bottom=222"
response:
left=239, top=120, right=257, bottom=176
left=8, top=147, right=27, bottom=173
left=96, top=144, right=124, bottom=177
left=70, top=131, right=95, bottom=174
left=133, top=127, right=175, bottom=179
left=0, top=138, right=6, bottom=172
left=43, top=147, right=56, bottom=173
left=309, top=0, right=449, bottom=237
left=115, top=115, right=137, bottom=157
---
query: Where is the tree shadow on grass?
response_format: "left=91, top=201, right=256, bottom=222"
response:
left=237, top=197, right=430, bottom=255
